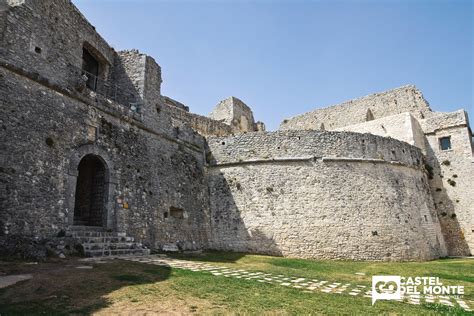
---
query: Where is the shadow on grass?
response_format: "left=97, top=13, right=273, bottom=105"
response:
left=0, top=259, right=171, bottom=315
left=166, top=250, right=248, bottom=263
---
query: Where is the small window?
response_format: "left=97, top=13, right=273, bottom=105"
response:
left=169, top=207, right=185, bottom=219
left=439, top=136, right=451, bottom=151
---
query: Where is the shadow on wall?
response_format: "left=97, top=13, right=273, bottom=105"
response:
left=425, top=146, right=471, bottom=256
left=109, top=54, right=144, bottom=106
left=0, top=259, right=172, bottom=314
left=207, top=165, right=283, bottom=257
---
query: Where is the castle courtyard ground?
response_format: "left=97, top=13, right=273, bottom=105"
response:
left=0, top=252, right=472, bottom=315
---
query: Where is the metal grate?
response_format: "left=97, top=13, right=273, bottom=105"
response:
left=69, top=64, right=140, bottom=108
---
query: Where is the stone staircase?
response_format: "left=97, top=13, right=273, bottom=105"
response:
left=67, top=226, right=150, bottom=257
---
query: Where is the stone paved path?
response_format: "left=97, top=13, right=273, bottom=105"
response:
left=0, top=274, right=33, bottom=289
left=83, top=255, right=473, bottom=312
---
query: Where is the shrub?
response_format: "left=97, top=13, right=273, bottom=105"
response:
left=424, top=163, right=434, bottom=179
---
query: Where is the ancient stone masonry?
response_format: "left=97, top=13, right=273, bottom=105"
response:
left=0, top=0, right=472, bottom=261
left=279, top=85, right=432, bottom=131
left=206, top=131, right=446, bottom=261
left=279, top=88, right=473, bottom=257
left=0, top=0, right=211, bottom=252
left=209, top=96, right=266, bottom=133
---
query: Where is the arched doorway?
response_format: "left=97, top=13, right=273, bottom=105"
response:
left=73, top=154, right=108, bottom=226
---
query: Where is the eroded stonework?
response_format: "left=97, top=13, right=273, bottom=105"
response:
left=0, top=0, right=472, bottom=261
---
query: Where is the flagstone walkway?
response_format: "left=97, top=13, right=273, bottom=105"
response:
left=83, top=254, right=472, bottom=311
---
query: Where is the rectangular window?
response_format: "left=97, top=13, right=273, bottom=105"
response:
left=82, top=47, right=99, bottom=91
left=169, top=207, right=185, bottom=219
left=439, top=136, right=451, bottom=151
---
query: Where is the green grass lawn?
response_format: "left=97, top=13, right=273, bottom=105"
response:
left=0, top=252, right=472, bottom=315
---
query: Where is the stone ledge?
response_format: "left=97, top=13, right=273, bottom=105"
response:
left=209, top=155, right=417, bottom=169
left=322, top=156, right=412, bottom=168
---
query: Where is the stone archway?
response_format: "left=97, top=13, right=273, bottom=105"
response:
left=65, top=145, right=118, bottom=230
left=73, top=154, right=107, bottom=226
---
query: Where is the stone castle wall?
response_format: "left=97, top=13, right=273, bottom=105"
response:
left=0, top=0, right=211, bottom=251
left=0, top=66, right=211, bottom=251
left=209, top=96, right=260, bottom=133
left=334, top=112, right=426, bottom=150
left=1, top=0, right=115, bottom=88
left=207, top=131, right=447, bottom=261
left=161, top=101, right=233, bottom=137
left=1, top=0, right=470, bottom=261
left=419, top=111, right=473, bottom=256
left=279, top=85, right=433, bottom=131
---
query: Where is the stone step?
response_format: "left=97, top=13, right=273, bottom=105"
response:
left=69, top=225, right=107, bottom=232
left=75, top=236, right=135, bottom=243
left=84, top=248, right=151, bottom=257
left=68, top=231, right=127, bottom=238
left=82, top=242, right=144, bottom=251
left=67, top=228, right=149, bottom=258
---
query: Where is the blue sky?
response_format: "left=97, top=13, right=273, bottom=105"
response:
left=73, top=0, right=473, bottom=130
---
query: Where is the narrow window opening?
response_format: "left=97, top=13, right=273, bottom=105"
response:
left=169, top=206, right=185, bottom=219
left=439, top=136, right=451, bottom=151
left=82, top=47, right=100, bottom=91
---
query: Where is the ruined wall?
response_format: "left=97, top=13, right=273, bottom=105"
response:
left=161, top=102, right=233, bottom=137
left=163, top=96, right=189, bottom=112
left=420, top=111, right=473, bottom=256
left=280, top=85, right=433, bottom=131
left=143, top=55, right=162, bottom=104
left=209, top=96, right=259, bottom=133
left=111, top=50, right=146, bottom=105
left=207, top=131, right=447, bottom=261
left=334, top=112, right=426, bottom=150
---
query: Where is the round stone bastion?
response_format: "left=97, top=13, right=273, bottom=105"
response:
left=206, top=130, right=447, bottom=261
